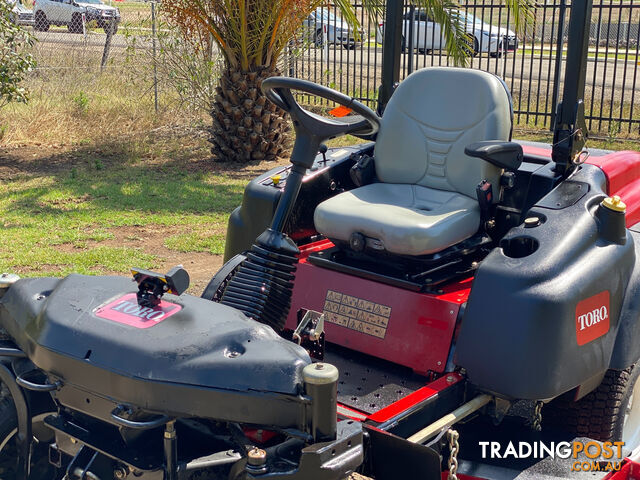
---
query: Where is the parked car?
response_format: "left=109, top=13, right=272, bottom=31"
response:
left=302, top=7, right=365, bottom=49
left=8, top=0, right=34, bottom=26
left=33, top=0, right=120, bottom=34
left=377, top=8, right=518, bottom=57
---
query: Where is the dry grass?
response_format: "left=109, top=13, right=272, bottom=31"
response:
left=0, top=38, right=193, bottom=146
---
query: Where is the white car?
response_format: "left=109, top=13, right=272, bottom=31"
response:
left=8, top=0, right=34, bottom=26
left=302, top=7, right=365, bottom=49
left=33, top=0, right=120, bottom=34
left=377, top=9, right=518, bottom=57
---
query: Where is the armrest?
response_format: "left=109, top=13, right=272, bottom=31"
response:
left=464, top=141, right=523, bottom=171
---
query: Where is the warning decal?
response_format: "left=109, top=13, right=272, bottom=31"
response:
left=323, top=290, right=391, bottom=339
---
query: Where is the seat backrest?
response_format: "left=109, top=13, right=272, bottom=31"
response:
left=374, top=67, right=513, bottom=200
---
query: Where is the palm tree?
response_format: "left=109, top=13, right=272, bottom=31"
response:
left=163, top=0, right=533, bottom=163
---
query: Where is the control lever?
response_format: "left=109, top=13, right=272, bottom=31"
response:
left=292, top=310, right=325, bottom=360
left=132, top=265, right=190, bottom=307
left=319, top=144, right=328, bottom=165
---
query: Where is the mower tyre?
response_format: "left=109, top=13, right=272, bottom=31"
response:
left=0, top=385, right=61, bottom=480
left=201, top=254, right=246, bottom=301
left=544, top=365, right=640, bottom=448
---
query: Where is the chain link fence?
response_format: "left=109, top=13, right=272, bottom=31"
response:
left=2, top=0, right=214, bottom=145
left=5, top=0, right=640, bottom=144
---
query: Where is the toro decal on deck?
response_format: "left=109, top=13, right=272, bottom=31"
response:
left=95, top=293, right=181, bottom=329
left=576, top=291, right=610, bottom=346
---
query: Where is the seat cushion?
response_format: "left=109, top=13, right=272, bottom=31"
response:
left=314, top=183, right=481, bottom=256
left=374, top=67, right=512, bottom=201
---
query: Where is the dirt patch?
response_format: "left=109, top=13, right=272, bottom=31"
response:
left=12, top=264, right=64, bottom=275
left=38, top=193, right=93, bottom=210
left=157, top=250, right=223, bottom=295
left=0, top=144, right=79, bottom=179
left=0, top=127, right=290, bottom=181
left=56, top=225, right=224, bottom=295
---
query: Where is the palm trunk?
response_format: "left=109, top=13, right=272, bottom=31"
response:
left=209, top=65, right=290, bottom=162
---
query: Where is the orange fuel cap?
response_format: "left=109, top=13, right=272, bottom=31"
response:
left=602, top=195, right=626, bottom=213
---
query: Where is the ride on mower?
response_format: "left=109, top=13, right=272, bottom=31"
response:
left=2, top=0, right=640, bottom=479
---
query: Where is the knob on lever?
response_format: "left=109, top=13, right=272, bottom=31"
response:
left=132, top=266, right=190, bottom=307
left=319, top=144, right=328, bottom=164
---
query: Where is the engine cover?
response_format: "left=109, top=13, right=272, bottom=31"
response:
left=0, top=274, right=311, bottom=423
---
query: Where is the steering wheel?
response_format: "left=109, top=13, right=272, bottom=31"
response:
left=261, top=77, right=380, bottom=169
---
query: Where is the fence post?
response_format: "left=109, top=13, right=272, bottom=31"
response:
left=407, top=4, right=415, bottom=75
left=152, top=0, right=158, bottom=113
left=101, top=15, right=114, bottom=70
left=82, top=12, right=87, bottom=45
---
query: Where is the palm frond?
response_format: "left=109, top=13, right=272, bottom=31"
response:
left=163, top=0, right=534, bottom=71
left=423, top=0, right=470, bottom=65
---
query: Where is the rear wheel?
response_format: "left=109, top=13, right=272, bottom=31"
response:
left=490, top=42, right=504, bottom=58
left=34, top=11, right=49, bottom=32
left=464, top=34, right=479, bottom=57
left=68, top=13, right=83, bottom=33
left=544, top=365, right=640, bottom=448
left=313, top=29, right=324, bottom=47
left=0, top=387, right=60, bottom=479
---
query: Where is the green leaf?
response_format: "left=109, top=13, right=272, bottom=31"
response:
left=0, top=0, right=36, bottom=108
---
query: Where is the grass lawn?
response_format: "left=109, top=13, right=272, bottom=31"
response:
left=521, top=47, right=639, bottom=62
left=1, top=97, right=638, bottom=296
left=0, top=127, right=289, bottom=294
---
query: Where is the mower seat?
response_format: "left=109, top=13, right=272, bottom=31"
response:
left=314, top=67, right=513, bottom=256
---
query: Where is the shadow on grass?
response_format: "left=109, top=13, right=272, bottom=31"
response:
left=0, top=133, right=262, bottom=219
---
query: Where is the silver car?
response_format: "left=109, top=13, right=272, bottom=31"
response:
left=34, top=0, right=120, bottom=33
left=8, top=0, right=35, bottom=26
left=377, top=8, right=518, bottom=57
left=303, top=7, right=364, bottom=50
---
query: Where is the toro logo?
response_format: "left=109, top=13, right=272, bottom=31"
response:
left=94, top=293, right=181, bottom=329
left=576, top=290, right=610, bottom=346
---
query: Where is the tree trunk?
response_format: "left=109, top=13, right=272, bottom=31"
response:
left=209, top=65, right=290, bottom=162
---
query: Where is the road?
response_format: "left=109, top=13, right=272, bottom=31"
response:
left=292, top=44, right=639, bottom=91
left=33, top=29, right=143, bottom=49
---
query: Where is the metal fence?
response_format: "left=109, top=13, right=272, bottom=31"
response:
left=7, top=0, right=640, bottom=143
left=1, top=1, right=208, bottom=146
left=288, top=0, right=640, bottom=139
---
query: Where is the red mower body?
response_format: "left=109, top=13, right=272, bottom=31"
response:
left=285, top=240, right=470, bottom=375
left=219, top=140, right=640, bottom=479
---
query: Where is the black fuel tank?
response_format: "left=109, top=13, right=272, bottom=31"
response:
left=0, top=274, right=310, bottom=397
left=455, top=165, right=635, bottom=400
